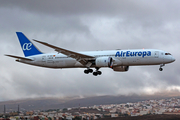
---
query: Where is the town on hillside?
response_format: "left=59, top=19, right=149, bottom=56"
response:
left=1, top=97, right=180, bottom=120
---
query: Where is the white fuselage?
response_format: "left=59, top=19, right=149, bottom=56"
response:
left=6, top=32, right=175, bottom=76
left=17, top=49, right=175, bottom=69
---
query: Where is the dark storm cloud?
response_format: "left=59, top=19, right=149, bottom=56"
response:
left=0, top=0, right=180, bottom=101
left=0, top=0, right=147, bottom=16
left=1, top=0, right=180, bottom=22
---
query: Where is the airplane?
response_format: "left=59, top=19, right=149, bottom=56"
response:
left=5, top=32, right=175, bottom=76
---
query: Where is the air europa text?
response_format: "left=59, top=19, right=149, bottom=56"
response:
left=115, top=51, right=151, bottom=57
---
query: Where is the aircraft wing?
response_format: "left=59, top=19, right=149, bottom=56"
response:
left=5, top=54, right=34, bottom=61
left=33, top=39, right=95, bottom=67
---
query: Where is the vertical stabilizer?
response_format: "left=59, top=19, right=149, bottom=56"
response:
left=16, top=32, right=42, bottom=57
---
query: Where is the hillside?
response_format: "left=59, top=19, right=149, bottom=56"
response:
left=0, top=95, right=179, bottom=112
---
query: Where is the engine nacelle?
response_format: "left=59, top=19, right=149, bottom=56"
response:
left=95, top=57, right=113, bottom=67
left=113, top=66, right=129, bottom=72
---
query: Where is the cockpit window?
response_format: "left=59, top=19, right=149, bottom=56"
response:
left=165, top=53, right=171, bottom=55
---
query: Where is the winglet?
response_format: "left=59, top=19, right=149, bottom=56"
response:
left=16, top=32, right=43, bottom=57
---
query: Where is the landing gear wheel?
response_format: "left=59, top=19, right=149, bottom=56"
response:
left=93, top=72, right=98, bottom=76
left=93, top=67, right=102, bottom=76
left=84, top=70, right=89, bottom=74
left=159, top=68, right=163, bottom=71
left=93, top=71, right=102, bottom=76
left=84, top=69, right=93, bottom=74
left=89, top=69, right=93, bottom=73
left=97, top=71, right=102, bottom=75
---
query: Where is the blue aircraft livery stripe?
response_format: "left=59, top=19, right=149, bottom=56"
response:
left=115, top=51, right=151, bottom=57
left=16, top=32, right=43, bottom=57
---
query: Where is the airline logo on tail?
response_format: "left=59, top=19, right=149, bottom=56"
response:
left=16, top=32, right=43, bottom=57
left=22, top=43, right=32, bottom=51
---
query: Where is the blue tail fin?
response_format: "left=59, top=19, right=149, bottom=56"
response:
left=16, top=32, right=43, bottom=57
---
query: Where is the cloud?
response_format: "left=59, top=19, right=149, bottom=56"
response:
left=0, top=0, right=179, bottom=101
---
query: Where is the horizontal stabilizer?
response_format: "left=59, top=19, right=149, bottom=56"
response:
left=5, top=54, right=33, bottom=61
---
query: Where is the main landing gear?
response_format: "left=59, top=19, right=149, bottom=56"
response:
left=84, top=67, right=102, bottom=76
left=159, top=64, right=165, bottom=71
left=84, top=69, right=93, bottom=74
left=93, top=67, right=102, bottom=76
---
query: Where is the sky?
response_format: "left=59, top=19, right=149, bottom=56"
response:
left=0, top=0, right=180, bottom=101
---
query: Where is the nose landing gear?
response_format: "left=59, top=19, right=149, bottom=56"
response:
left=159, top=64, right=165, bottom=71
left=159, top=68, right=163, bottom=71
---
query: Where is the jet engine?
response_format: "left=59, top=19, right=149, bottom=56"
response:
left=113, top=66, right=129, bottom=72
left=95, top=57, right=113, bottom=67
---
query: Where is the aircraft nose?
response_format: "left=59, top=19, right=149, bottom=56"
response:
left=171, top=57, right=175, bottom=62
